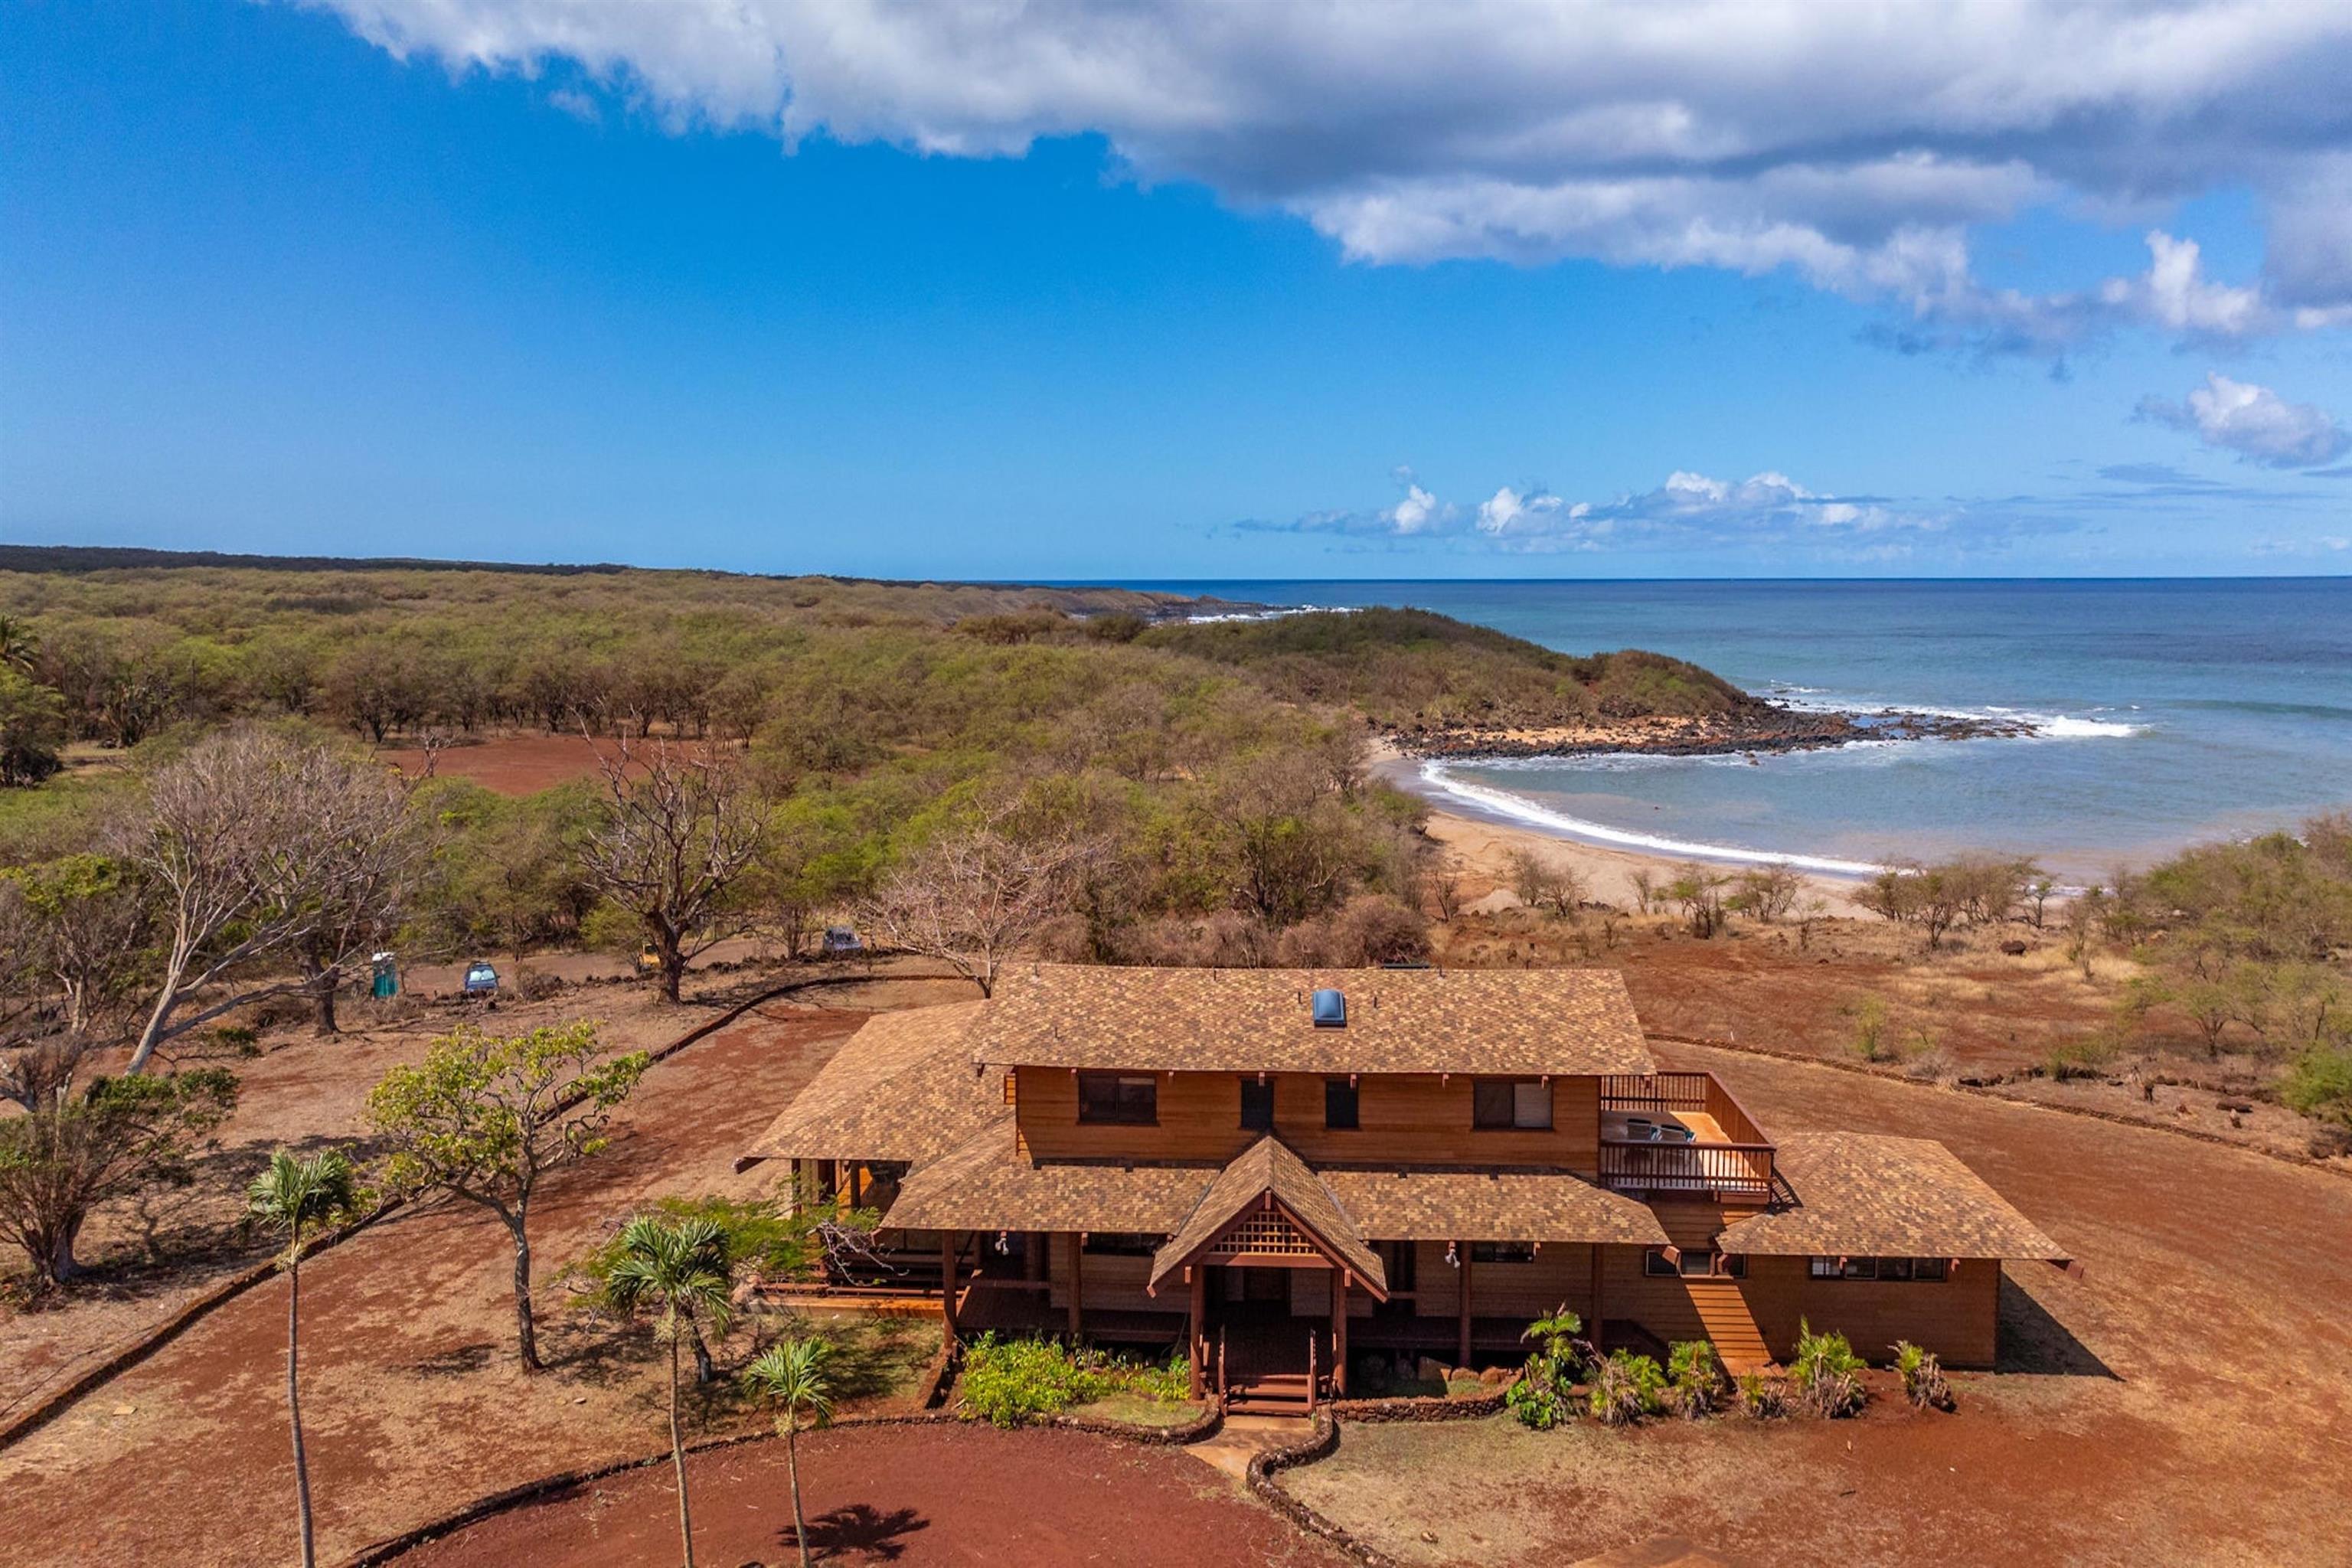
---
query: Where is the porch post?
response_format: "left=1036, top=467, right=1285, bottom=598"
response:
left=1024, top=1231, right=1046, bottom=1284
left=1188, top=1267, right=1207, bottom=1400
left=848, top=1165, right=864, bottom=1210
left=1067, top=1234, right=1084, bottom=1340
left=1590, top=1242, right=1606, bottom=1354
left=940, top=1231, right=959, bottom=1342
left=1457, top=1243, right=1474, bottom=1367
left=1333, top=1274, right=1349, bottom=1396
left=818, top=1159, right=838, bottom=1205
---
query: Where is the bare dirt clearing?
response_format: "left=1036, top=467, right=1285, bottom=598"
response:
left=395, top=1423, right=1349, bottom=1567
left=1285, top=1038, right=2352, bottom=1567
left=0, top=971, right=975, bottom=1568
left=376, top=732, right=619, bottom=796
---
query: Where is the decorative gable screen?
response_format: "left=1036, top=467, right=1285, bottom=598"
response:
left=1206, top=1207, right=1324, bottom=1263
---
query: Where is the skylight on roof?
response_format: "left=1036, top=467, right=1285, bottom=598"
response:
left=1311, top=988, right=1346, bottom=1028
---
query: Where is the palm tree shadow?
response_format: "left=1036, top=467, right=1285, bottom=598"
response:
left=783, top=1503, right=928, bottom=1563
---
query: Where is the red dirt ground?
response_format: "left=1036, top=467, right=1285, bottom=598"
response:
left=1283, top=1038, right=2352, bottom=1566
left=397, top=1423, right=1348, bottom=1567
left=376, top=733, right=621, bottom=796
left=0, top=985, right=967, bottom=1568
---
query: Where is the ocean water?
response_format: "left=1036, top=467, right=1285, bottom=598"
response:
left=1143, top=579, right=2352, bottom=880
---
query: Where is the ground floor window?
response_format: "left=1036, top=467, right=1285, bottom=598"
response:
left=1470, top=1241, right=1537, bottom=1264
left=1645, top=1247, right=1746, bottom=1279
left=1810, top=1255, right=1952, bottom=1281
left=1083, top=1233, right=1161, bottom=1256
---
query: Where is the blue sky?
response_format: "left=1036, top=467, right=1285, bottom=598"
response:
left=5, top=1, right=2350, bottom=580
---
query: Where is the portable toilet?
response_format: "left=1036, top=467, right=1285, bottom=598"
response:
left=371, top=952, right=399, bottom=999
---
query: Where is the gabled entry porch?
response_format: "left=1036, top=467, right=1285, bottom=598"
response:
left=1145, top=1136, right=1388, bottom=1412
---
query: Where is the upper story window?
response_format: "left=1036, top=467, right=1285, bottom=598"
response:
left=1323, top=1077, right=1360, bottom=1131
left=1472, top=1077, right=1553, bottom=1131
left=1077, top=1072, right=1158, bottom=1125
left=1240, top=1077, right=1275, bottom=1132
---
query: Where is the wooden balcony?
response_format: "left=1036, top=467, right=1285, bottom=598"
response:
left=1598, top=1072, right=1776, bottom=1203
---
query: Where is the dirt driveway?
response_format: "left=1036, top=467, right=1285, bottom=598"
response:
left=0, top=987, right=964, bottom=1568
left=1285, top=1039, right=2352, bottom=1566
left=397, top=1423, right=1348, bottom=1567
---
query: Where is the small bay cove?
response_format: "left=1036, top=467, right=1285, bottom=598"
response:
left=1143, top=578, right=2352, bottom=880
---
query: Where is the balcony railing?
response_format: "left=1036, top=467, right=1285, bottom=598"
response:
left=1598, top=1072, right=1776, bottom=1202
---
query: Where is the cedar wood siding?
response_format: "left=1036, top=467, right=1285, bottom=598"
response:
left=1015, top=1070, right=1602, bottom=1171
left=1594, top=1201, right=2003, bottom=1370
left=1600, top=1200, right=1772, bottom=1367
left=1740, top=1255, right=2002, bottom=1370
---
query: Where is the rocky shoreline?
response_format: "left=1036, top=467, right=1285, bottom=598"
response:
left=1390, top=703, right=2035, bottom=760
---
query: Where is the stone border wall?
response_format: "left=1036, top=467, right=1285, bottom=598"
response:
left=1328, top=1382, right=1511, bottom=1423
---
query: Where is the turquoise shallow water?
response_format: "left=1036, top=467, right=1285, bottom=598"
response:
left=1137, top=579, right=2352, bottom=880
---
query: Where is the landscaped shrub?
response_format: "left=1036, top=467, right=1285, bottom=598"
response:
left=1127, top=1349, right=1192, bottom=1405
left=1893, top=1341, right=1954, bottom=1411
left=1504, top=1361, right=1573, bottom=1429
left=1588, top=1350, right=1665, bottom=1426
left=1506, top=1303, right=1588, bottom=1429
left=1734, top=1370, right=1786, bottom=1419
left=1664, top=1341, right=1726, bottom=1419
left=1790, top=1320, right=1867, bottom=1418
left=958, top=1334, right=1112, bottom=1427
left=956, top=1334, right=1192, bottom=1427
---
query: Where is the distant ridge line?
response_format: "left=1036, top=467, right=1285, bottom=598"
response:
left=0, top=543, right=1102, bottom=593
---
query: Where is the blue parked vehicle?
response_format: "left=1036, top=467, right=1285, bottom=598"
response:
left=462, top=961, right=501, bottom=996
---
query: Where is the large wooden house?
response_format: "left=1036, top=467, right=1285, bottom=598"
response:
left=743, top=965, right=2069, bottom=1410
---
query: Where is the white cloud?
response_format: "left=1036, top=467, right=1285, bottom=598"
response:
left=1387, top=480, right=1442, bottom=534
left=1475, top=485, right=1569, bottom=535
left=302, top=1, right=2352, bottom=347
left=2138, top=374, right=2350, bottom=469
left=1250, top=466, right=1992, bottom=557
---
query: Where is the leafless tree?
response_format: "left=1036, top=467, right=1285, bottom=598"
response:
left=120, top=726, right=422, bottom=1071
left=580, top=737, right=769, bottom=1003
left=1507, top=848, right=1584, bottom=920
left=857, top=805, right=1095, bottom=997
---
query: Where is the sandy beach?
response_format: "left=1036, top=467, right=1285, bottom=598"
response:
left=1415, top=801, right=1876, bottom=919
left=1373, top=740, right=1877, bottom=917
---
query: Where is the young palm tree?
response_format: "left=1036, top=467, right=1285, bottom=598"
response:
left=606, top=1215, right=735, bottom=1568
left=744, top=1338, right=836, bottom=1568
left=246, top=1148, right=359, bottom=1568
left=1522, top=1302, right=1586, bottom=1368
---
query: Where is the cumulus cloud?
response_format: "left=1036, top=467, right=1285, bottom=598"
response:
left=1269, top=468, right=1462, bottom=537
left=2137, top=374, right=2351, bottom=469
left=302, top=1, right=2352, bottom=348
left=1249, top=466, right=1988, bottom=557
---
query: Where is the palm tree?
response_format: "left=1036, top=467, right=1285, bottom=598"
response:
left=247, top=1148, right=358, bottom=1568
left=606, top=1215, right=735, bottom=1568
left=744, top=1338, right=835, bottom=1568
left=1522, top=1302, right=1586, bottom=1367
left=0, top=615, right=35, bottom=675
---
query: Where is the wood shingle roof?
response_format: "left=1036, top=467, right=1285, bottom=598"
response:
left=964, top=964, right=1655, bottom=1076
left=742, top=1001, right=995, bottom=1166
left=1315, top=1167, right=1668, bottom=1246
left=1717, top=1133, right=2068, bottom=1261
left=1148, top=1137, right=1387, bottom=1295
